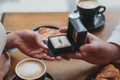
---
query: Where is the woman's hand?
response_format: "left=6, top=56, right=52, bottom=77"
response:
left=0, top=52, right=11, bottom=80
left=6, top=30, right=62, bottom=61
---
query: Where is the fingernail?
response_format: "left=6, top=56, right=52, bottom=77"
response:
left=76, top=53, right=82, bottom=59
left=43, top=44, right=48, bottom=48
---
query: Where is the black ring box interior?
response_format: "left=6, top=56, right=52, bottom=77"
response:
left=47, top=17, right=87, bottom=56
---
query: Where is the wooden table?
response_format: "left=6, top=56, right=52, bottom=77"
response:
left=2, top=11, right=120, bottom=80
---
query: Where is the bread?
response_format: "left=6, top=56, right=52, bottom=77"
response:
left=38, top=27, right=63, bottom=40
left=95, top=64, right=120, bottom=80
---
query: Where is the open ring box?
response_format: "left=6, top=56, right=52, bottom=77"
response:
left=47, top=17, right=87, bottom=56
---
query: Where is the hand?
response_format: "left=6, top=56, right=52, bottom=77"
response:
left=60, top=28, right=120, bottom=64
left=6, top=30, right=62, bottom=61
left=67, top=33, right=120, bottom=65
left=0, top=52, right=11, bottom=80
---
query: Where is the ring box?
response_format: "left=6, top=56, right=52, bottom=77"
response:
left=48, top=17, right=87, bottom=56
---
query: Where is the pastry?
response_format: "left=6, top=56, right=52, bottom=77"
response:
left=95, top=64, right=120, bottom=80
left=38, top=27, right=63, bottom=40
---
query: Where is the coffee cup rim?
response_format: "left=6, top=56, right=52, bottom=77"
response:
left=77, top=0, right=99, bottom=9
left=15, top=58, right=46, bottom=80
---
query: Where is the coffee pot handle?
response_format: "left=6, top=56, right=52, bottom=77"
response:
left=98, top=6, right=106, bottom=14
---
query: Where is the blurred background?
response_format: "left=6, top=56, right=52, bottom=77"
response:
left=0, top=0, right=120, bottom=13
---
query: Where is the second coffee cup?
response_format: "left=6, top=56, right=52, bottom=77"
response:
left=15, top=58, right=47, bottom=80
left=77, top=0, right=106, bottom=29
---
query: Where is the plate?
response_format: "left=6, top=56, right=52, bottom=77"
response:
left=11, top=72, right=54, bottom=80
left=69, top=10, right=105, bottom=31
left=33, top=25, right=59, bottom=32
left=85, top=72, right=97, bottom=80
left=85, top=63, right=120, bottom=80
left=33, top=25, right=61, bottom=42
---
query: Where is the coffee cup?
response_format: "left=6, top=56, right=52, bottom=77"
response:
left=15, top=58, right=53, bottom=80
left=77, top=0, right=106, bottom=28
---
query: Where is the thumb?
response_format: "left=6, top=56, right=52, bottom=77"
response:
left=34, top=32, right=48, bottom=48
left=86, top=33, right=101, bottom=43
left=5, top=52, right=11, bottom=65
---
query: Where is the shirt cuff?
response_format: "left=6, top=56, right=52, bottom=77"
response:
left=4, top=31, right=18, bottom=53
left=107, top=34, right=120, bottom=46
left=108, top=36, right=120, bottom=63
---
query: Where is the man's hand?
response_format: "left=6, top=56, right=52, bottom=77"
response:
left=60, top=28, right=120, bottom=65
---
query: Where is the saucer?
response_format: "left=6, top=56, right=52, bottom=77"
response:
left=69, top=10, right=105, bottom=31
left=87, top=14, right=105, bottom=31
left=11, top=72, right=54, bottom=80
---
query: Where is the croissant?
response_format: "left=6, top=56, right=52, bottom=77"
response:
left=95, top=64, right=120, bottom=80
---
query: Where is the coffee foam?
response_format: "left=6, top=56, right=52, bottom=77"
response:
left=16, top=59, right=45, bottom=79
left=78, top=1, right=98, bottom=9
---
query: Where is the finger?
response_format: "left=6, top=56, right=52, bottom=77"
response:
left=59, top=27, right=67, bottom=33
left=34, top=32, right=48, bottom=48
left=61, top=53, right=71, bottom=60
left=44, top=56, right=56, bottom=61
left=80, top=44, right=97, bottom=54
left=29, top=48, right=45, bottom=56
left=33, top=53, right=47, bottom=59
left=2, top=52, right=10, bottom=59
left=80, top=52, right=99, bottom=64
left=86, top=33, right=101, bottom=43
left=66, top=54, right=76, bottom=59
left=3, top=52, right=9, bottom=59
left=2, top=52, right=11, bottom=67
left=75, top=53, right=82, bottom=59
left=62, top=55, right=71, bottom=60
left=55, top=56, right=62, bottom=60
left=66, top=53, right=82, bottom=59
left=5, top=52, right=11, bottom=65
left=80, top=52, right=90, bottom=59
left=33, top=52, right=56, bottom=61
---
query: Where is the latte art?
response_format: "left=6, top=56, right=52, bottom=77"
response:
left=78, top=1, right=99, bottom=9
left=15, top=58, right=46, bottom=79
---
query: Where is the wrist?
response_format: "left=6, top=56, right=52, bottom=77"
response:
left=109, top=42, right=120, bottom=62
left=5, top=32, right=17, bottom=50
left=0, top=77, right=3, bottom=80
left=0, top=73, right=4, bottom=80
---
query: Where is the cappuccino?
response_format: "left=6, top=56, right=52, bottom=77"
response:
left=15, top=58, right=46, bottom=80
left=77, top=0, right=106, bottom=30
left=78, top=0, right=99, bottom=9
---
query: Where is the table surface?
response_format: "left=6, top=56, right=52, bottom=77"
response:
left=2, top=11, right=120, bottom=80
